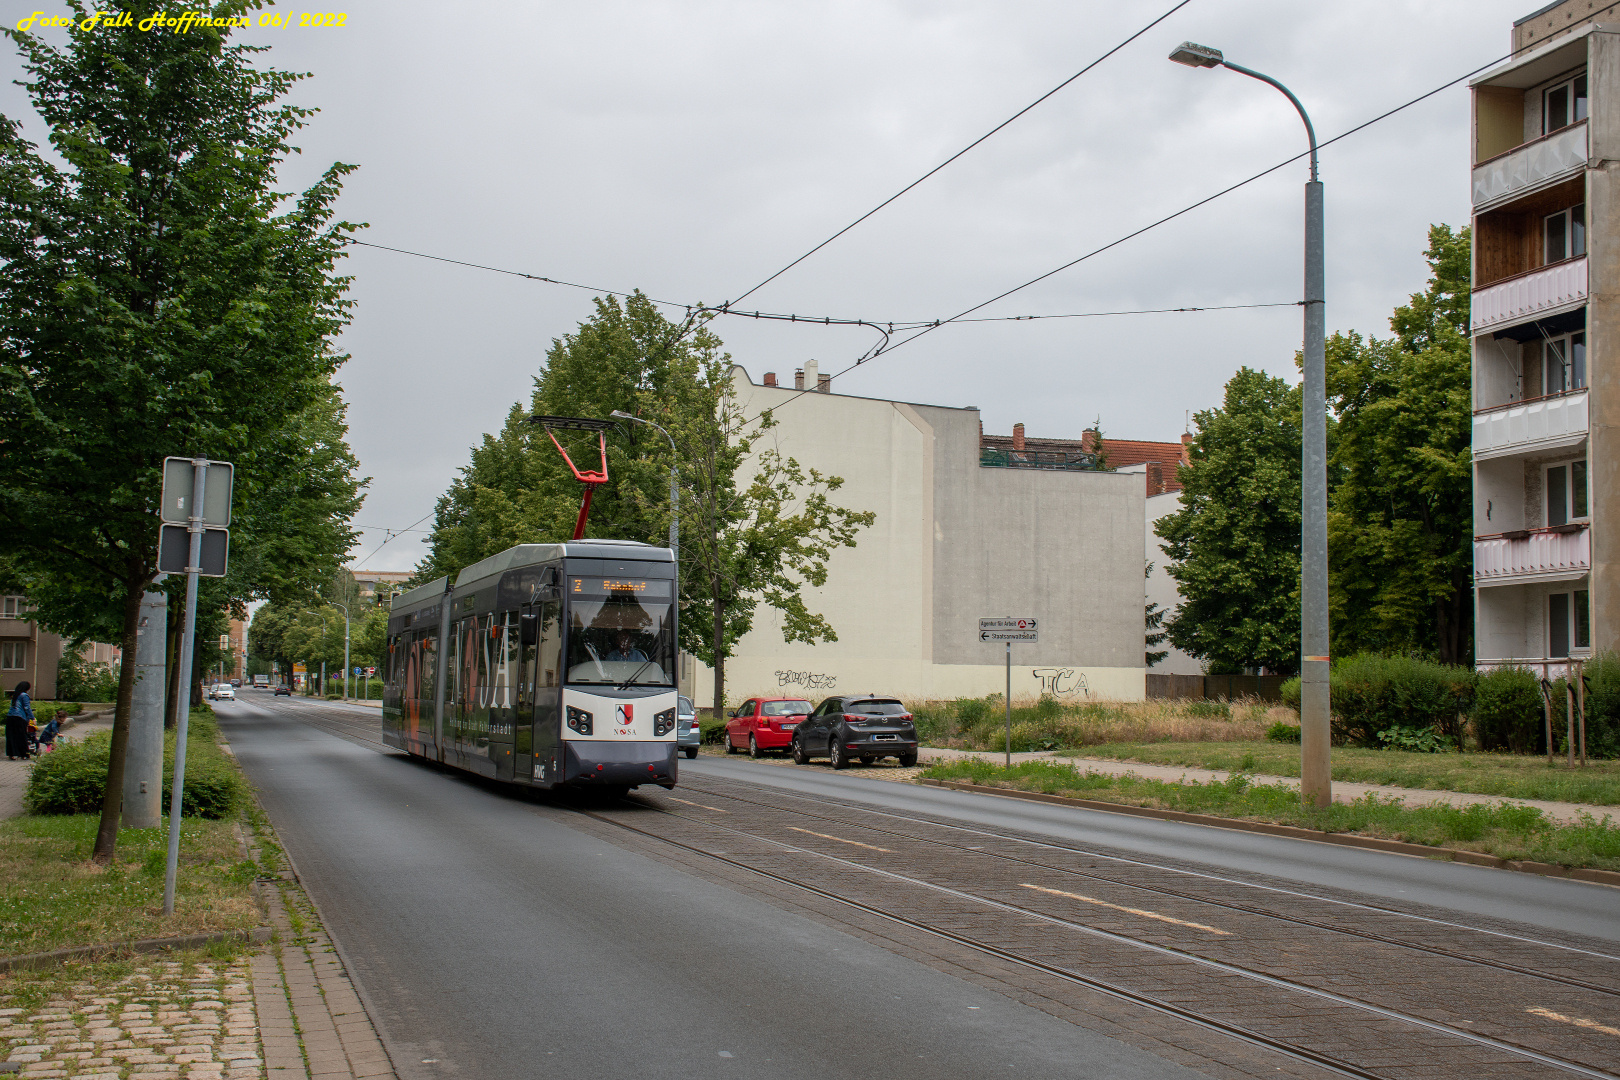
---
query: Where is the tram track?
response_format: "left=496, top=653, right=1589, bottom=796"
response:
left=591, top=794, right=1620, bottom=1080
left=672, top=776, right=1620, bottom=995
left=260, top=703, right=1620, bottom=1079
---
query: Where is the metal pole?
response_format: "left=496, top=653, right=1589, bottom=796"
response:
left=163, top=460, right=206, bottom=916
left=1005, top=641, right=1012, bottom=767
left=1220, top=58, right=1330, bottom=809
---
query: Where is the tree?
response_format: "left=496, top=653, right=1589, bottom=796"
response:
left=1145, top=562, right=1168, bottom=668
left=1156, top=369, right=1306, bottom=675
left=0, top=3, right=361, bottom=861
left=421, top=293, right=874, bottom=715
left=1324, top=226, right=1473, bottom=663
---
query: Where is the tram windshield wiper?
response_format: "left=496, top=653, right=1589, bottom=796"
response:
left=616, top=623, right=671, bottom=690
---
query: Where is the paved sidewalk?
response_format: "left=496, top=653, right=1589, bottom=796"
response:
left=918, top=746, right=1615, bottom=824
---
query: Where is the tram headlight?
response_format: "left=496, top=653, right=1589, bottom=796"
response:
left=566, top=706, right=593, bottom=735
left=654, top=708, right=676, bottom=737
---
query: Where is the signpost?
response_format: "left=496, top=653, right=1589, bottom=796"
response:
left=980, top=618, right=1038, bottom=765
left=158, top=456, right=232, bottom=917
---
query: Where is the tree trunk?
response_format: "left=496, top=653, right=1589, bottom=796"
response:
left=164, top=592, right=181, bottom=730
left=710, top=583, right=726, bottom=721
left=92, top=577, right=147, bottom=863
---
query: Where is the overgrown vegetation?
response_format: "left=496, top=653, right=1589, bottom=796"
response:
left=910, top=695, right=1272, bottom=754
left=920, top=759, right=1620, bottom=869
left=25, top=709, right=245, bottom=819
left=53, top=650, right=120, bottom=704
left=1280, top=653, right=1474, bottom=748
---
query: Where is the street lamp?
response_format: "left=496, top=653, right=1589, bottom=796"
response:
left=609, top=411, right=679, bottom=563
left=1169, top=41, right=1330, bottom=808
left=305, top=603, right=351, bottom=701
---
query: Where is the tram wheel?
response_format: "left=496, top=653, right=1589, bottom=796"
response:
left=792, top=738, right=808, bottom=765
left=749, top=734, right=763, bottom=759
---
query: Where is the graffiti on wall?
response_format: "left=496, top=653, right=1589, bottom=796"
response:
left=776, top=670, right=837, bottom=690
left=1031, top=668, right=1089, bottom=698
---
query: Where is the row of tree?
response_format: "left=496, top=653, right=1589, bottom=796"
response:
left=0, top=6, right=366, bottom=861
left=416, top=293, right=874, bottom=716
left=1157, top=225, right=1473, bottom=672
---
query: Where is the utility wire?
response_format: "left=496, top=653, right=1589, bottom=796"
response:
left=723, top=0, right=1200, bottom=309
left=351, top=510, right=435, bottom=570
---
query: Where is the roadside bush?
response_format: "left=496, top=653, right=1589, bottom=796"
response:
left=1282, top=654, right=1473, bottom=748
left=1473, top=666, right=1545, bottom=754
left=54, top=649, right=120, bottom=703
left=1265, top=721, right=1301, bottom=744
left=24, top=712, right=244, bottom=819
left=30, top=701, right=83, bottom=724
left=1581, top=654, right=1620, bottom=759
left=1376, top=725, right=1449, bottom=753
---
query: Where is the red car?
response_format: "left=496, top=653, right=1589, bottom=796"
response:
left=724, top=697, right=814, bottom=757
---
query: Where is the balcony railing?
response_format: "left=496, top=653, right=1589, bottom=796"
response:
left=1471, top=257, right=1586, bottom=335
left=1472, top=388, right=1588, bottom=460
left=1474, top=524, right=1589, bottom=584
left=1472, top=121, right=1586, bottom=209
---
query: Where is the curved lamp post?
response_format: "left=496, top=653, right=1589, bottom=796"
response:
left=1169, top=42, right=1330, bottom=807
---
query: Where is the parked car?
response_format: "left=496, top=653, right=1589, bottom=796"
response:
left=208, top=683, right=235, bottom=701
left=274, top=685, right=292, bottom=697
left=676, top=695, right=699, bottom=759
left=726, top=697, right=814, bottom=757
left=791, top=696, right=918, bottom=769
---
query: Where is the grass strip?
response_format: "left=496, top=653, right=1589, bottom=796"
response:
left=920, top=759, right=1620, bottom=870
left=0, top=707, right=261, bottom=957
left=1057, top=740, right=1620, bottom=806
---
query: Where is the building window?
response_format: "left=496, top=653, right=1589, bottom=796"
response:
left=1545, top=73, right=1588, bottom=134
left=1546, top=460, right=1589, bottom=526
left=1544, top=204, right=1586, bottom=264
left=1542, top=333, right=1586, bottom=395
left=0, top=641, right=23, bottom=670
left=1549, top=590, right=1592, bottom=658
left=0, top=596, right=27, bottom=619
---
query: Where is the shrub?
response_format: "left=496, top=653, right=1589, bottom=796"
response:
left=1282, top=655, right=1474, bottom=748
left=30, top=701, right=83, bottom=724
left=54, top=649, right=120, bottom=703
left=24, top=714, right=244, bottom=819
left=1265, top=721, right=1301, bottom=743
left=1474, top=666, right=1545, bottom=754
left=1376, top=725, right=1449, bottom=753
left=1581, top=654, right=1620, bottom=759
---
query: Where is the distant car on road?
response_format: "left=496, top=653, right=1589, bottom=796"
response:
left=253, top=675, right=270, bottom=689
left=230, top=678, right=242, bottom=688
left=726, top=697, right=814, bottom=758
left=208, top=683, right=235, bottom=701
left=273, top=685, right=291, bottom=697
left=676, top=695, right=699, bottom=759
left=791, top=696, right=918, bottom=769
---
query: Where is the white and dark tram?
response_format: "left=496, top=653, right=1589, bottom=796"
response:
left=381, top=540, right=680, bottom=792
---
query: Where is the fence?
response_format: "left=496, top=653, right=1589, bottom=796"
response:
left=1146, top=673, right=1287, bottom=702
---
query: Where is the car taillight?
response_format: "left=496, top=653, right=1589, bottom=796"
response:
left=566, top=706, right=593, bottom=735
left=844, top=714, right=863, bottom=723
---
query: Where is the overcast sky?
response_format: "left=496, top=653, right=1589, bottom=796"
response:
left=2, top=1, right=1535, bottom=571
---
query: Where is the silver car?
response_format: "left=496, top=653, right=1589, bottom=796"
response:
left=676, top=695, right=699, bottom=759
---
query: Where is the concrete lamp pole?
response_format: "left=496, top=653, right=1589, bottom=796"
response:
left=1170, top=41, right=1330, bottom=807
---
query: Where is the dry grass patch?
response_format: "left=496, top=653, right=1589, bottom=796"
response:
left=912, top=696, right=1278, bottom=752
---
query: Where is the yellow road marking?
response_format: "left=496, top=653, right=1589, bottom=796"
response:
left=1019, top=883, right=1231, bottom=935
left=668, top=797, right=727, bottom=813
left=1528, top=1007, right=1620, bottom=1037
left=787, top=826, right=893, bottom=852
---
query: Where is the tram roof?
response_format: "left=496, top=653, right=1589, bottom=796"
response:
left=453, top=539, right=671, bottom=589
left=389, top=574, right=449, bottom=613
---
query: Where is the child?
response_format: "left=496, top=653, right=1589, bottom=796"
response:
left=37, top=715, right=60, bottom=753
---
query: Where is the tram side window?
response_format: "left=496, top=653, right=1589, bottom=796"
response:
left=538, top=600, right=561, bottom=689
left=419, top=631, right=438, bottom=702
left=500, top=612, right=520, bottom=709
left=446, top=620, right=463, bottom=706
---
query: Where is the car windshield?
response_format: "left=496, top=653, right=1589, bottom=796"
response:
left=565, top=576, right=676, bottom=687
left=848, top=700, right=907, bottom=715
left=761, top=700, right=812, bottom=716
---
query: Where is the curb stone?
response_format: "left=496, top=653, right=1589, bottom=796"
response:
left=0, top=928, right=272, bottom=973
left=919, top=778, right=1620, bottom=888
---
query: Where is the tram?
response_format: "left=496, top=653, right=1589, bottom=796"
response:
left=381, top=539, right=679, bottom=792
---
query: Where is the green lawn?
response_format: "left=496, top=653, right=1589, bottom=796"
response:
left=921, top=759, right=1620, bottom=870
left=1057, top=740, right=1620, bottom=805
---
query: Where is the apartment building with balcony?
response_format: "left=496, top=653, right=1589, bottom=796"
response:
left=1469, top=3, right=1619, bottom=667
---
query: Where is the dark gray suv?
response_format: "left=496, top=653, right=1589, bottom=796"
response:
left=790, top=696, right=918, bottom=769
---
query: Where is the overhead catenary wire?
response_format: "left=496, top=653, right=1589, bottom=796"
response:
left=722, top=0, right=1202, bottom=309
left=350, top=510, right=435, bottom=571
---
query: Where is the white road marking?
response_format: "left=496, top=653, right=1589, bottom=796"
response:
left=1528, top=1006, right=1620, bottom=1037
left=786, top=826, right=893, bottom=853
left=1018, top=883, right=1231, bottom=935
left=669, top=797, right=728, bottom=813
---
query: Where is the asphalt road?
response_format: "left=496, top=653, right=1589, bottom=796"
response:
left=681, top=757, right=1620, bottom=944
left=219, top=694, right=1212, bottom=1080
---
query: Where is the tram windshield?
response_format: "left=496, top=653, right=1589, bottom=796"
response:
left=565, top=576, right=676, bottom=687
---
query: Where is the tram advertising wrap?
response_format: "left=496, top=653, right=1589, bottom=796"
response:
left=381, top=540, right=679, bottom=792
